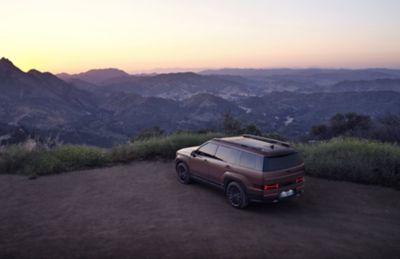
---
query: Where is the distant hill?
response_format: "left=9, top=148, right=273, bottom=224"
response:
left=237, top=91, right=400, bottom=136
left=201, top=68, right=400, bottom=87
left=93, top=90, right=400, bottom=139
left=327, top=78, right=400, bottom=93
left=91, top=72, right=258, bottom=100
left=58, top=68, right=130, bottom=85
left=62, top=68, right=400, bottom=99
left=94, top=92, right=242, bottom=135
left=0, top=58, right=97, bottom=129
left=201, top=67, right=400, bottom=78
left=0, top=58, right=122, bottom=146
left=2, top=57, right=400, bottom=146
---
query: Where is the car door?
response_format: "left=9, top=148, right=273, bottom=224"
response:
left=210, top=144, right=242, bottom=183
left=189, top=142, right=220, bottom=182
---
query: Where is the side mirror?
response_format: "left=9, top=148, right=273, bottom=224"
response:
left=191, top=150, right=197, bottom=157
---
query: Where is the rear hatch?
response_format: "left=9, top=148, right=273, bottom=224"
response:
left=263, top=152, right=305, bottom=187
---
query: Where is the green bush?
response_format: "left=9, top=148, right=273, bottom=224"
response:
left=0, top=145, right=33, bottom=174
left=110, top=132, right=224, bottom=161
left=41, top=145, right=110, bottom=174
left=1, top=134, right=400, bottom=190
left=296, top=138, right=400, bottom=189
left=0, top=132, right=223, bottom=176
left=0, top=145, right=110, bottom=176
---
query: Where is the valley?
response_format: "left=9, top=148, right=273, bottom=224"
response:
left=1, top=57, right=400, bottom=146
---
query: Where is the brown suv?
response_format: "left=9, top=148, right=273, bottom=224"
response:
left=175, top=134, right=305, bottom=208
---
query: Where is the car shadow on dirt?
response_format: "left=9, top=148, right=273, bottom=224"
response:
left=188, top=179, right=306, bottom=213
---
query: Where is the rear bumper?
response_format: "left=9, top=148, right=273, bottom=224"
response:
left=249, top=186, right=304, bottom=203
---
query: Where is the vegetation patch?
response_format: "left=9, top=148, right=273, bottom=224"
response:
left=0, top=132, right=223, bottom=176
left=0, top=145, right=110, bottom=176
left=296, top=138, right=400, bottom=189
left=110, top=132, right=224, bottom=161
left=1, top=133, right=399, bottom=189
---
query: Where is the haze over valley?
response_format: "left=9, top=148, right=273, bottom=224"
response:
left=1, top=57, right=400, bottom=146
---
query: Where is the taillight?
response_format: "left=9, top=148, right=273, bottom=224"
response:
left=296, top=176, right=304, bottom=183
left=264, top=183, right=279, bottom=190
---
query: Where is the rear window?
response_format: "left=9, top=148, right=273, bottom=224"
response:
left=263, top=153, right=303, bottom=172
left=239, top=151, right=263, bottom=171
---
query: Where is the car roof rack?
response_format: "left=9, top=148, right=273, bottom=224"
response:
left=213, top=138, right=262, bottom=152
left=242, top=134, right=291, bottom=147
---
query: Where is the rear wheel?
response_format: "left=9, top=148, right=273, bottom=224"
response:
left=176, top=162, right=191, bottom=184
left=226, top=182, right=249, bottom=209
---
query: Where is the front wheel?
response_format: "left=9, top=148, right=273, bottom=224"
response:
left=176, top=162, right=191, bottom=184
left=226, top=182, right=249, bottom=209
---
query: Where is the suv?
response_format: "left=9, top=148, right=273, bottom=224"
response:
left=175, top=134, right=305, bottom=208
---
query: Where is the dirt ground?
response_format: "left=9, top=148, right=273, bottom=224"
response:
left=1, top=161, right=399, bottom=259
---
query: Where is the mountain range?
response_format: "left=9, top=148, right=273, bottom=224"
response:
left=1, top=57, right=400, bottom=146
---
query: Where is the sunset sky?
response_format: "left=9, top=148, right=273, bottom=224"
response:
left=1, top=0, right=400, bottom=73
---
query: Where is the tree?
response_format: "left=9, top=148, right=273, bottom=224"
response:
left=311, top=124, right=329, bottom=139
left=132, top=126, right=165, bottom=142
left=0, top=127, right=31, bottom=146
left=379, top=114, right=400, bottom=127
left=375, top=114, right=400, bottom=142
left=263, top=132, right=287, bottom=141
left=223, top=113, right=242, bottom=135
left=345, top=112, right=371, bottom=134
left=329, top=113, right=347, bottom=136
left=311, top=112, right=372, bottom=139
left=243, top=123, right=261, bottom=136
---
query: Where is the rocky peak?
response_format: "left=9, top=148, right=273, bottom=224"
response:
left=0, top=57, right=21, bottom=73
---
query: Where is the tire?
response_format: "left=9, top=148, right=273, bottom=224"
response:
left=176, top=162, right=191, bottom=184
left=226, top=181, right=249, bottom=209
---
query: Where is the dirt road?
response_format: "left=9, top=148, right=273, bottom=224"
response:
left=1, top=161, right=399, bottom=259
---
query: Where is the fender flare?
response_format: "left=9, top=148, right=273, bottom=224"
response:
left=222, top=171, right=251, bottom=192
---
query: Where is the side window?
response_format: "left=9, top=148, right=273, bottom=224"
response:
left=215, top=145, right=241, bottom=164
left=197, top=143, right=218, bottom=157
left=239, top=151, right=263, bottom=171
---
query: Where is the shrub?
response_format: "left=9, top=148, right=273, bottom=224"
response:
left=47, top=145, right=110, bottom=173
left=243, top=123, right=262, bottom=136
left=2, top=133, right=400, bottom=190
left=296, top=138, right=400, bottom=189
left=373, top=114, right=400, bottom=143
left=311, top=112, right=372, bottom=140
left=223, top=113, right=242, bottom=134
left=0, top=144, right=110, bottom=176
left=131, top=126, right=165, bottom=142
left=0, top=145, right=33, bottom=174
left=263, top=132, right=287, bottom=141
left=110, top=132, right=224, bottom=161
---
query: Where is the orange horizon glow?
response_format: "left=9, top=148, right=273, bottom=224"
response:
left=1, top=0, right=400, bottom=74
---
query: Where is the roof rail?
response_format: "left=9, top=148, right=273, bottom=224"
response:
left=242, top=134, right=291, bottom=147
left=213, top=138, right=261, bottom=152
